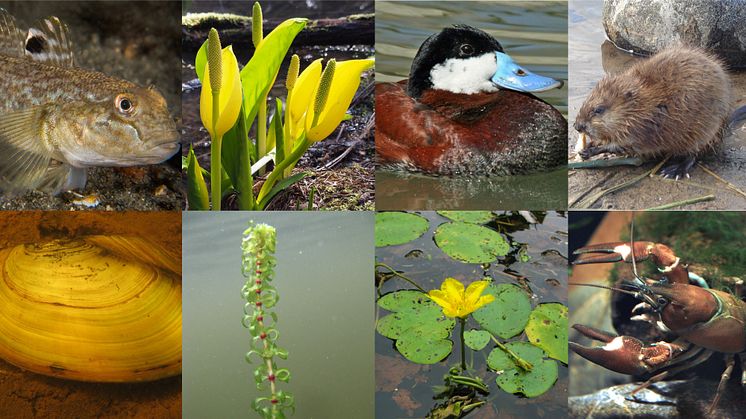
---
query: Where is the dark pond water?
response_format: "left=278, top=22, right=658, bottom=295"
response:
left=376, top=211, right=568, bottom=418
left=375, top=1, right=569, bottom=210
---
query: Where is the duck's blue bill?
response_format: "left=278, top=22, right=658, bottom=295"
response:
left=491, top=52, right=563, bottom=92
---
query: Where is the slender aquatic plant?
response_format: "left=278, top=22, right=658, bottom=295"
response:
left=241, top=222, right=294, bottom=418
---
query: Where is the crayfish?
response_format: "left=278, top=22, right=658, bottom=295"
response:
left=569, top=222, right=746, bottom=414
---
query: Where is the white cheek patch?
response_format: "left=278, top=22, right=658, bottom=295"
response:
left=429, top=53, right=499, bottom=94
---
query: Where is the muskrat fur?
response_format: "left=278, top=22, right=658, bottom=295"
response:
left=574, top=45, right=732, bottom=178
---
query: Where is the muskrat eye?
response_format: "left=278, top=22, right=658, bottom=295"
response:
left=656, top=297, right=668, bottom=306
left=592, top=105, right=606, bottom=116
left=459, top=44, right=474, bottom=56
left=115, top=94, right=135, bottom=115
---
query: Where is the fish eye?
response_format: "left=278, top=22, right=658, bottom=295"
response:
left=116, top=94, right=135, bottom=115
left=459, top=43, right=474, bottom=56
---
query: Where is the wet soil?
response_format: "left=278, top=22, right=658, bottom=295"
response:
left=181, top=2, right=375, bottom=210
left=0, top=211, right=181, bottom=418
left=569, top=2, right=746, bottom=210
left=0, top=1, right=183, bottom=210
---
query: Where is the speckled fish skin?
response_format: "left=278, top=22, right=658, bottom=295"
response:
left=0, top=10, right=179, bottom=195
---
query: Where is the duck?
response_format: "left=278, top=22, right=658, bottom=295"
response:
left=376, top=25, right=567, bottom=176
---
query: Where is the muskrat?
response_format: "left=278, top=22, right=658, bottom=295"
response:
left=574, top=45, right=732, bottom=178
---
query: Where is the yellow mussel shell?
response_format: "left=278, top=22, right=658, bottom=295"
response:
left=0, top=236, right=181, bottom=382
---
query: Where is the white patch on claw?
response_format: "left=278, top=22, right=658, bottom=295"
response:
left=603, top=337, right=625, bottom=351
left=429, top=53, right=499, bottom=94
left=613, top=244, right=632, bottom=262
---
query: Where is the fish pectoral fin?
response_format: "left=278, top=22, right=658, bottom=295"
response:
left=0, top=9, right=25, bottom=58
left=26, top=16, right=74, bottom=67
left=37, top=161, right=86, bottom=195
left=0, top=107, right=54, bottom=194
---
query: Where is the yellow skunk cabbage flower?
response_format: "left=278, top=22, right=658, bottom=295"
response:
left=200, top=45, right=242, bottom=138
left=428, top=278, right=495, bottom=318
left=288, top=58, right=374, bottom=142
left=288, top=58, right=322, bottom=137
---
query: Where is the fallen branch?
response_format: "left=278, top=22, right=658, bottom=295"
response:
left=182, top=13, right=374, bottom=52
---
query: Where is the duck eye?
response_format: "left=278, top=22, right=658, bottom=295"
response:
left=459, top=43, right=474, bottom=56
left=116, top=94, right=135, bottom=115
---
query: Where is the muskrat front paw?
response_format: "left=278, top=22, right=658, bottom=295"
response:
left=659, top=156, right=697, bottom=180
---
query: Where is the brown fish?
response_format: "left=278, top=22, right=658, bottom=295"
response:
left=0, top=9, right=179, bottom=195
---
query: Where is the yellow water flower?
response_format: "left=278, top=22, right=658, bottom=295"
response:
left=287, top=58, right=374, bottom=142
left=200, top=45, right=242, bottom=138
left=428, top=278, right=495, bottom=318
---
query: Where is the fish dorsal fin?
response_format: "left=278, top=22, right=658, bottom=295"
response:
left=0, top=8, right=25, bottom=58
left=0, top=107, right=54, bottom=195
left=25, top=16, right=74, bottom=67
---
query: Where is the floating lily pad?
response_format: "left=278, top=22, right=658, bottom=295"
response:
left=464, top=329, right=491, bottom=351
left=436, top=211, right=495, bottom=224
left=376, top=291, right=456, bottom=364
left=525, top=303, right=568, bottom=364
left=487, top=342, right=558, bottom=398
left=434, top=222, right=509, bottom=263
left=375, top=212, right=429, bottom=247
left=472, top=284, right=531, bottom=339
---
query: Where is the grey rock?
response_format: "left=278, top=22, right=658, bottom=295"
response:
left=603, top=0, right=746, bottom=68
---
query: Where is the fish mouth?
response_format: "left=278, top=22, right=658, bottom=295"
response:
left=490, top=52, right=563, bottom=93
left=140, top=142, right=180, bottom=164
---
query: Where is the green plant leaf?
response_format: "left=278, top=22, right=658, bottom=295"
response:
left=257, top=172, right=308, bottom=209
left=525, top=303, right=568, bottom=364
left=195, top=39, right=207, bottom=81
left=272, top=98, right=285, bottom=166
left=437, top=211, right=495, bottom=224
left=487, top=342, right=558, bottom=398
left=240, top=18, right=307, bottom=129
left=434, top=222, right=509, bottom=263
left=187, top=146, right=209, bottom=210
left=472, top=284, right=531, bottom=339
left=376, top=290, right=455, bottom=364
left=463, top=329, right=491, bottom=351
left=375, top=212, right=429, bottom=247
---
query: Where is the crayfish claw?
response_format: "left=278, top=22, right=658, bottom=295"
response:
left=572, top=241, right=655, bottom=265
left=571, top=324, right=684, bottom=376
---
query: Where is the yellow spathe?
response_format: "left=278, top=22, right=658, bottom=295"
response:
left=200, top=46, right=242, bottom=138
left=288, top=58, right=374, bottom=143
left=428, top=278, right=495, bottom=318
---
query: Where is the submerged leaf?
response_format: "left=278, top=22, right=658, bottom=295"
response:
left=525, top=303, right=568, bottom=364
left=472, top=284, right=531, bottom=339
left=375, top=212, right=429, bottom=247
left=434, top=222, right=509, bottom=263
left=463, top=329, right=491, bottom=351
